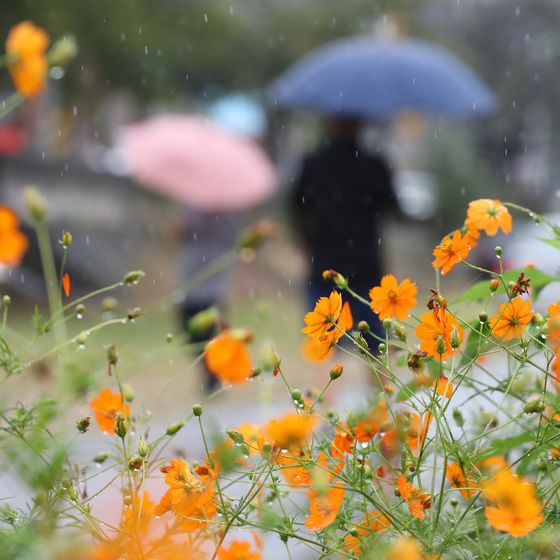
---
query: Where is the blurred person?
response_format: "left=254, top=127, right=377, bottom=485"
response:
left=178, top=208, right=243, bottom=392
left=291, top=117, right=397, bottom=346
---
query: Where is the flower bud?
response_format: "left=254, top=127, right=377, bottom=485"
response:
left=75, top=304, right=85, bottom=317
left=237, top=219, right=279, bottom=249
left=378, top=343, right=386, bottom=353
left=523, top=397, right=545, bottom=415
left=393, top=323, right=407, bottom=342
left=452, top=408, right=464, bottom=428
left=382, top=318, right=392, bottom=331
left=2, top=295, right=11, bottom=307
left=450, top=326, right=461, bottom=350
left=291, top=389, right=302, bottom=402
left=123, top=270, right=145, bottom=286
left=435, top=336, right=447, bottom=356
left=122, top=384, right=134, bottom=403
left=166, top=422, right=184, bottom=436
left=66, top=483, right=79, bottom=501
left=115, top=415, right=128, bottom=439
left=106, top=344, right=119, bottom=366
left=102, top=297, right=118, bottom=312
left=383, top=383, right=395, bottom=395
left=357, top=320, right=370, bottom=333
left=127, top=307, right=143, bottom=320
left=479, top=311, right=488, bottom=323
left=123, top=495, right=132, bottom=507
left=48, top=35, right=78, bottom=66
left=138, top=436, right=148, bottom=457
left=128, top=455, right=144, bottom=471
left=533, top=313, right=544, bottom=325
left=261, top=441, right=272, bottom=459
left=355, top=333, right=369, bottom=353
left=60, top=231, right=72, bottom=248
left=489, top=278, right=500, bottom=292
left=330, top=364, right=343, bottom=380
left=186, top=306, right=219, bottom=337
left=192, top=403, right=203, bottom=417
left=166, top=333, right=173, bottom=343
left=94, top=451, right=109, bottom=464
left=495, top=246, right=503, bottom=258
left=226, top=430, right=245, bottom=445
left=24, top=187, right=47, bottom=223
left=75, top=331, right=89, bottom=346
left=321, top=269, right=348, bottom=289
left=76, top=416, right=91, bottom=433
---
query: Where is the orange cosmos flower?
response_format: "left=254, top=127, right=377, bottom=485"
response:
left=354, top=401, right=388, bottom=443
left=205, top=330, right=252, bottom=384
left=90, top=387, right=130, bottom=435
left=218, top=540, right=261, bottom=560
left=397, top=475, right=431, bottom=520
left=332, top=424, right=355, bottom=460
left=62, top=273, right=71, bottom=297
left=489, top=297, right=534, bottom=341
left=0, top=205, right=28, bottom=267
left=344, top=510, right=390, bottom=556
left=387, top=537, right=425, bottom=560
left=445, top=463, right=476, bottom=499
left=467, top=199, right=512, bottom=236
left=6, top=21, right=50, bottom=98
left=302, top=301, right=353, bottom=362
left=478, top=455, right=508, bottom=475
left=155, top=459, right=216, bottom=529
left=369, top=274, right=417, bottom=321
left=415, top=307, right=464, bottom=360
left=302, top=290, right=343, bottom=338
left=304, top=480, right=345, bottom=531
left=432, top=230, right=471, bottom=275
left=433, top=375, right=452, bottom=398
left=547, top=300, right=560, bottom=350
left=551, top=355, right=560, bottom=392
left=120, top=491, right=155, bottom=534
left=266, top=412, right=316, bottom=450
left=483, top=469, right=543, bottom=537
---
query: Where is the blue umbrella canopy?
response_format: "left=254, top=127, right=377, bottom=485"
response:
left=268, top=38, right=496, bottom=119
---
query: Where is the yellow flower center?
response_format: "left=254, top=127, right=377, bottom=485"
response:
left=387, top=289, right=398, bottom=301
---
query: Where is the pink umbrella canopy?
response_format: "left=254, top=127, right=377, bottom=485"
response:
left=118, top=115, right=277, bottom=211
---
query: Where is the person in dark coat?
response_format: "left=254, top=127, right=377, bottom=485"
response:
left=291, top=117, right=397, bottom=340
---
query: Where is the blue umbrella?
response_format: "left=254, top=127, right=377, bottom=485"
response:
left=268, top=38, right=496, bottom=119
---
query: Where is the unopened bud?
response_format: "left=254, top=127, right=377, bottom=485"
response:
left=330, top=364, right=343, bottom=380
left=479, top=311, right=488, bottom=323
left=523, top=397, right=545, bottom=415
left=226, top=430, right=245, bottom=445
left=48, top=35, right=78, bottom=66
left=127, top=307, right=143, bottom=320
left=192, top=403, right=203, bottom=417
left=2, top=295, right=10, bottom=307
left=166, top=333, right=173, bottom=343
left=66, top=483, right=79, bottom=501
left=452, top=408, right=464, bottom=428
left=75, top=331, right=89, bottom=346
left=123, top=495, right=132, bottom=507
left=357, top=320, right=370, bottom=333
left=123, top=271, right=145, bottom=286
left=383, top=383, right=395, bottom=394
left=138, top=436, right=148, bottom=457
left=355, top=333, right=369, bottom=353
left=24, top=187, right=47, bottom=223
left=393, top=323, right=407, bottom=342
left=60, top=231, right=72, bottom=248
left=75, top=304, right=85, bottom=317
left=291, top=389, right=302, bottom=402
left=76, top=416, right=91, bottom=433
left=94, top=451, right=109, bottom=464
left=237, top=219, right=279, bottom=249
left=187, top=306, right=219, bottom=337
left=321, top=269, right=348, bottom=289
left=115, top=415, right=128, bottom=439
left=435, top=336, right=446, bottom=356
left=450, top=327, right=461, bottom=350
left=166, top=421, right=184, bottom=436
left=106, top=344, right=119, bottom=366
left=489, top=279, right=500, bottom=292
left=533, top=313, right=544, bottom=325
left=382, top=319, right=392, bottom=331
left=128, top=455, right=144, bottom=471
left=495, top=246, right=503, bottom=258
left=101, top=297, right=118, bottom=312
left=378, top=343, right=386, bottom=353
left=122, top=384, right=134, bottom=403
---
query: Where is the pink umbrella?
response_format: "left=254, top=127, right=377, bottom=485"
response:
left=118, top=115, right=277, bottom=211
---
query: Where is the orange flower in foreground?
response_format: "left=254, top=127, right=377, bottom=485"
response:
left=489, top=297, right=534, bottom=341
left=387, top=537, right=425, bottom=560
left=397, top=475, right=431, bottom=520
left=266, top=412, right=316, bottom=450
left=120, top=491, right=155, bottom=533
left=547, top=300, right=560, bottom=349
left=218, top=540, right=261, bottom=560
left=483, top=469, right=543, bottom=538
left=6, top=21, right=50, bottom=97
left=302, top=290, right=342, bottom=338
left=354, top=401, right=388, bottom=443
left=369, top=274, right=417, bottom=321
left=415, top=308, right=463, bottom=360
left=302, top=301, right=352, bottom=362
left=446, top=463, right=476, bottom=500
left=433, top=375, right=452, bottom=398
left=277, top=448, right=312, bottom=487
left=304, top=480, right=345, bottom=531
left=344, top=510, right=390, bottom=556
left=0, top=205, right=28, bottom=267
left=432, top=230, right=471, bottom=275
left=155, top=459, right=216, bottom=529
left=90, top=387, right=130, bottom=435
left=467, top=199, right=512, bottom=236
left=205, top=331, right=252, bottom=384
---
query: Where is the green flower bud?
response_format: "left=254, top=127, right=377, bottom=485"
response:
left=192, top=403, right=203, bottom=417
left=166, top=422, right=184, bottom=436
left=106, top=344, right=119, bottom=366
left=24, top=187, right=47, bottom=223
left=76, top=416, right=91, bottom=433
left=123, top=271, right=145, bottom=286
left=115, top=415, right=128, bottom=439
left=2, top=295, right=11, bottom=307
left=94, top=451, right=109, bottom=464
